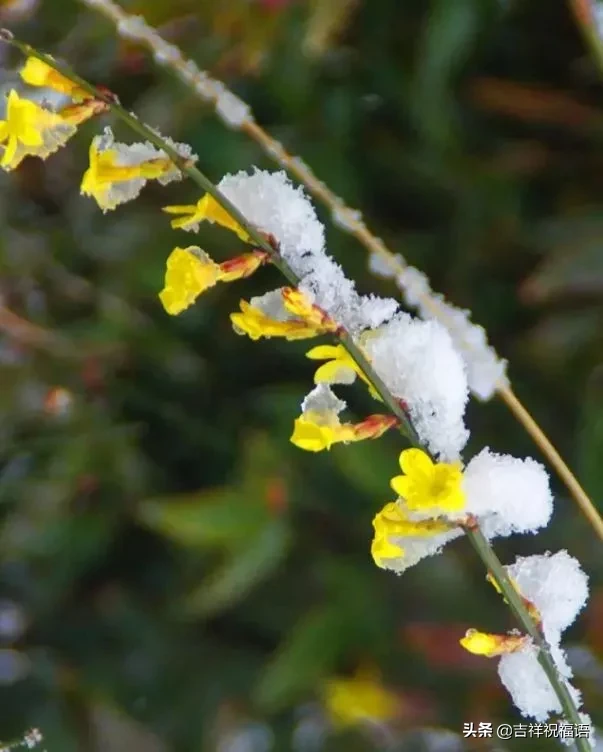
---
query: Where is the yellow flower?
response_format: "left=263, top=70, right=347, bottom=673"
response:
left=390, top=448, right=465, bottom=514
left=159, top=247, right=221, bottom=316
left=291, top=412, right=396, bottom=452
left=460, top=628, right=529, bottom=658
left=20, top=56, right=91, bottom=102
left=81, top=125, right=196, bottom=211
left=0, top=89, right=76, bottom=171
left=158, top=247, right=268, bottom=316
left=290, top=415, right=351, bottom=452
left=230, top=288, right=338, bottom=341
left=323, top=668, right=398, bottom=729
left=281, top=288, right=338, bottom=333
left=371, top=501, right=453, bottom=568
left=305, top=344, right=381, bottom=400
left=81, top=134, right=177, bottom=211
left=231, top=300, right=319, bottom=341
left=163, top=193, right=250, bottom=241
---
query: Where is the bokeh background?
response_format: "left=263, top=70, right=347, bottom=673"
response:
left=0, top=0, right=602, bottom=749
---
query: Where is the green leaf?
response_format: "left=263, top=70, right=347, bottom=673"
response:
left=330, top=439, right=396, bottom=498
left=138, top=489, right=268, bottom=549
left=254, top=604, right=349, bottom=711
left=184, top=519, right=291, bottom=616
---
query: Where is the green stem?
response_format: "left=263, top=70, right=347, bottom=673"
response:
left=1, top=34, right=589, bottom=746
left=467, top=528, right=586, bottom=736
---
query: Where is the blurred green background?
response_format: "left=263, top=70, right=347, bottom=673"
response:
left=0, top=0, right=602, bottom=749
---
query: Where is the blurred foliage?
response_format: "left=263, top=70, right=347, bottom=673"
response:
left=0, top=0, right=602, bottom=750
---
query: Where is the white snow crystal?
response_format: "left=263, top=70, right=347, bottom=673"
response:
left=301, top=384, right=346, bottom=416
left=217, top=169, right=325, bottom=265
left=331, top=205, right=363, bottom=233
left=368, top=251, right=403, bottom=279
left=463, top=448, right=553, bottom=538
left=396, top=266, right=508, bottom=401
left=489, top=551, right=590, bottom=727
left=249, top=289, right=290, bottom=321
left=116, top=14, right=149, bottom=40
left=362, top=312, right=470, bottom=460
left=215, top=169, right=398, bottom=333
left=498, top=643, right=582, bottom=722
left=379, top=526, right=463, bottom=575
left=214, top=83, right=253, bottom=128
left=298, top=254, right=398, bottom=332
left=153, top=43, right=182, bottom=66
left=506, top=551, right=589, bottom=639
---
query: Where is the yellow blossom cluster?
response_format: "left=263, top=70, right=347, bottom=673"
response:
left=0, top=57, right=107, bottom=171
left=157, top=184, right=402, bottom=457
left=1, top=56, right=189, bottom=210
left=2, top=45, right=587, bottom=737
left=370, top=448, right=466, bottom=570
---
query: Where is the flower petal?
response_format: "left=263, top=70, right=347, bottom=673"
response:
left=399, top=448, right=434, bottom=478
left=306, top=344, right=342, bottom=361
left=290, top=417, right=337, bottom=452
left=371, top=534, right=404, bottom=568
left=159, top=247, right=221, bottom=315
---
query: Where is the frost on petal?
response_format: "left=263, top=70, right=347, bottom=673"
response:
left=301, top=383, right=346, bottom=417
left=378, top=527, right=463, bottom=575
left=113, top=127, right=196, bottom=184
left=250, top=289, right=292, bottom=322
left=82, top=127, right=195, bottom=211
left=505, top=552, right=589, bottom=639
left=363, top=312, right=469, bottom=460
left=463, top=449, right=553, bottom=538
left=498, top=643, right=582, bottom=722
left=396, top=266, right=508, bottom=401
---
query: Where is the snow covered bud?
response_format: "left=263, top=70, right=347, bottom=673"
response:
left=159, top=247, right=269, bottom=315
left=20, top=56, right=92, bottom=102
left=391, top=448, right=465, bottom=515
left=460, top=629, right=529, bottom=658
left=163, top=193, right=250, bottom=241
left=230, top=288, right=339, bottom=341
left=0, top=89, right=76, bottom=170
left=371, top=501, right=456, bottom=569
left=461, top=552, right=590, bottom=723
left=82, top=127, right=195, bottom=212
left=305, top=343, right=381, bottom=400
left=463, top=449, right=553, bottom=538
left=290, top=384, right=397, bottom=452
